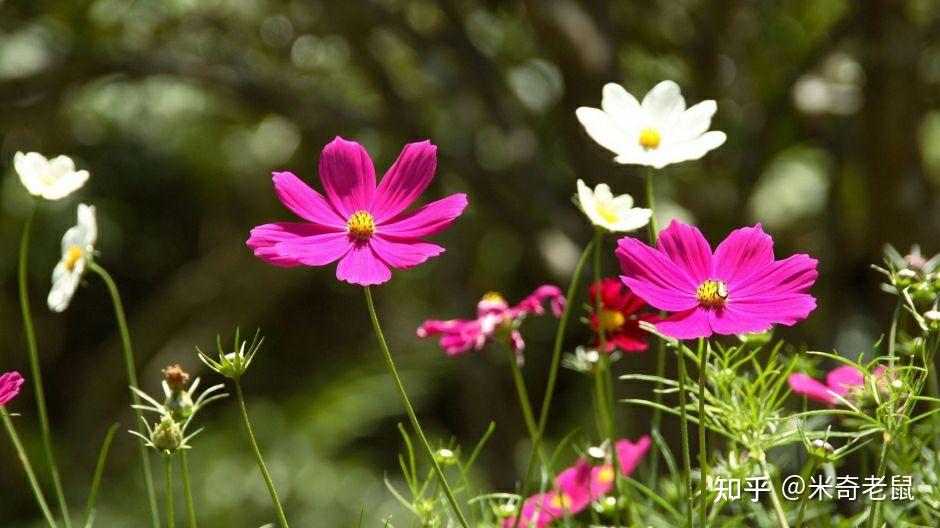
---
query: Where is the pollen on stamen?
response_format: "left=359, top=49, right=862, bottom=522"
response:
left=696, top=279, right=728, bottom=308
left=63, top=245, right=83, bottom=272
left=346, top=210, right=375, bottom=238
left=638, top=128, right=661, bottom=149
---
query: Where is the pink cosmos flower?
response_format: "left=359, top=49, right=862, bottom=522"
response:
left=789, top=365, right=886, bottom=405
left=247, top=137, right=468, bottom=286
left=505, top=436, right=650, bottom=528
left=0, top=371, right=25, bottom=406
left=588, top=278, right=659, bottom=353
left=616, top=221, right=818, bottom=340
left=417, top=286, right=565, bottom=361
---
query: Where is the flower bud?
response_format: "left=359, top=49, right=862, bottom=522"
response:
left=495, top=502, right=517, bottom=518
left=587, top=446, right=607, bottom=463
left=163, top=365, right=194, bottom=421
left=434, top=448, right=457, bottom=466
left=152, top=414, right=183, bottom=453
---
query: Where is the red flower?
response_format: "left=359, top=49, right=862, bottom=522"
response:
left=588, top=278, right=658, bottom=353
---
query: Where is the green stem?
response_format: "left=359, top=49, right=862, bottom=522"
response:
left=645, top=167, right=666, bottom=484
left=180, top=451, right=197, bottom=528
left=887, top=300, right=901, bottom=370
left=503, top=344, right=539, bottom=444
left=87, top=261, right=160, bottom=528
left=794, top=458, right=817, bottom=528
left=697, top=338, right=708, bottom=528
left=677, top=346, right=693, bottom=527
left=164, top=457, right=174, bottom=528
left=513, top=240, right=595, bottom=528
left=363, top=287, right=469, bottom=528
left=235, top=380, right=289, bottom=528
left=2, top=407, right=59, bottom=528
left=82, top=423, right=119, bottom=527
left=18, top=202, right=71, bottom=528
left=868, top=441, right=889, bottom=528
left=758, top=456, right=790, bottom=528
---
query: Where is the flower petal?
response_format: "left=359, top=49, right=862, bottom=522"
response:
left=616, top=237, right=698, bottom=312
left=727, top=294, right=817, bottom=327
left=670, top=100, right=717, bottom=143
left=602, top=83, right=641, bottom=124
left=788, top=374, right=837, bottom=404
left=656, top=220, right=714, bottom=284
left=826, top=366, right=864, bottom=396
left=654, top=307, right=712, bottom=339
left=576, top=107, right=631, bottom=156
left=370, top=235, right=445, bottom=269
left=708, top=306, right=774, bottom=336
left=660, top=131, right=726, bottom=166
left=318, top=137, right=376, bottom=217
left=616, top=436, right=651, bottom=476
left=272, top=172, right=346, bottom=227
left=335, top=241, right=392, bottom=286
left=378, top=193, right=468, bottom=238
left=272, top=230, right=353, bottom=267
left=733, top=254, right=818, bottom=300
left=371, top=140, right=438, bottom=222
left=712, top=224, right=774, bottom=287
left=247, top=222, right=341, bottom=267
left=642, top=80, right=685, bottom=125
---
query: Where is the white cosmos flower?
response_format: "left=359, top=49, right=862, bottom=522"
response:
left=48, top=204, right=97, bottom=312
left=576, top=81, right=726, bottom=169
left=576, top=179, right=651, bottom=232
left=14, top=151, right=89, bottom=200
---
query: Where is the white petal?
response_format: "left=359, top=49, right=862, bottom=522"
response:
left=576, top=107, right=631, bottom=156
left=43, top=170, right=89, bottom=200
left=601, top=83, right=640, bottom=124
left=669, top=100, right=718, bottom=144
left=77, top=204, right=98, bottom=247
left=576, top=180, right=605, bottom=227
left=610, top=193, right=634, bottom=211
left=662, top=131, right=727, bottom=165
left=48, top=263, right=80, bottom=312
left=609, top=209, right=652, bottom=232
left=593, top=183, right=614, bottom=203
left=641, top=81, right=685, bottom=126
left=14, top=151, right=49, bottom=197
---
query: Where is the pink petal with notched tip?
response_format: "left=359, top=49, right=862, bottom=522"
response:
left=369, top=235, right=445, bottom=269
left=826, top=365, right=864, bottom=396
left=318, top=137, right=376, bottom=217
left=788, top=373, right=837, bottom=404
left=272, top=172, right=346, bottom=227
left=335, top=241, right=392, bottom=286
left=272, top=231, right=352, bottom=267
left=732, top=254, right=818, bottom=300
left=654, top=307, right=712, bottom=339
left=616, top=435, right=651, bottom=476
left=708, top=305, right=775, bottom=336
left=247, top=222, right=345, bottom=267
left=655, top=220, right=714, bottom=284
left=712, top=224, right=775, bottom=287
left=728, top=294, right=817, bottom=326
left=616, top=237, right=698, bottom=312
left=370, top=141, right=438, bottom=222
left=378, top=193, right=468, bottom=238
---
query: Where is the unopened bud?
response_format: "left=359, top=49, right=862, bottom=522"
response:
left=152, top=415, right=183, bottom=453
left=587, top=446, right=607, bottom=462
left=810, top=439, right=834, bottom=453
left=162, top=365, right=190, bottom=392
left=163, top=365, right=194, bottom=421
left=496, top=503, right=517, bottom=518
left=435, top=448, right=457, bottom=465
left=925, top=310, right=940, bottom=323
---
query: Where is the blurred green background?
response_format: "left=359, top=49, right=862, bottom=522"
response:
left=1, top=0, right=939, bottom=525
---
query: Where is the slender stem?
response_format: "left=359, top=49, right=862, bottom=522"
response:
left=18, top=202, right=71, bottom=527
left=645, top=166, right=666, bottom=484
left=503, top=344, right=539, bottom=443
left=180, top=451, right=197, bottom=528
left=697, top=338, right=708, bottom=527
left=82, top=423, right=119, bottom=527
left=2, top=407, right=59, bottom=528
left=513, top=240, right=595, bottom=528
left=677, top=346, right=693, bottom=527
left=363, top=287, right=469, bottom=528
left=887, top=300, right=901, bottom=370
left=87, top=261, right=160, bottom=528
left=164, top=457, right=174, bottom=528
left=758, top=457, right=790, bottom=528
left=868, top=441, right=889, bottom=528
left=794, top=458, right=817, bottom=528
left=235, top=380, right=289, bottom=528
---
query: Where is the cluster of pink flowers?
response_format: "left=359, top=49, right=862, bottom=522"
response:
left=788, top=365, right=888, bottom=405
left=0, top=371, right=24, bottom=407
left=417, top=286, right=564, bottom=360
left=505, top=436, right=651, bottom=528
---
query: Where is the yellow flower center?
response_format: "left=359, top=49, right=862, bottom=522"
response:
left=480, top=291, right=507, bottom=305
left=596, top=466, right=615, bottom=484
left=346, top=210, right=375, bottom=238
left=64, top=245, right=83, bottom=272
left=549, top=493, right=573, bottom=510
left=595, top=202, right=620, bottom=223
left=696, top=279, right=728, bottom=308
left=597, top=309, right=626, bottom=331
left=638, top=128, right=661, bottom=149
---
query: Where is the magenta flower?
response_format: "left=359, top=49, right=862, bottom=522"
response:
left=417, top=286, right=564, bottom=360
left=505, top=436, right=650, bottom=527
left=0, top=371, right=25, bottom=406
left=247, top=137, right=468, bottom=286
left=616, top=221, right=818, bottom=340
left=789, top=365, right=886, bottom=405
